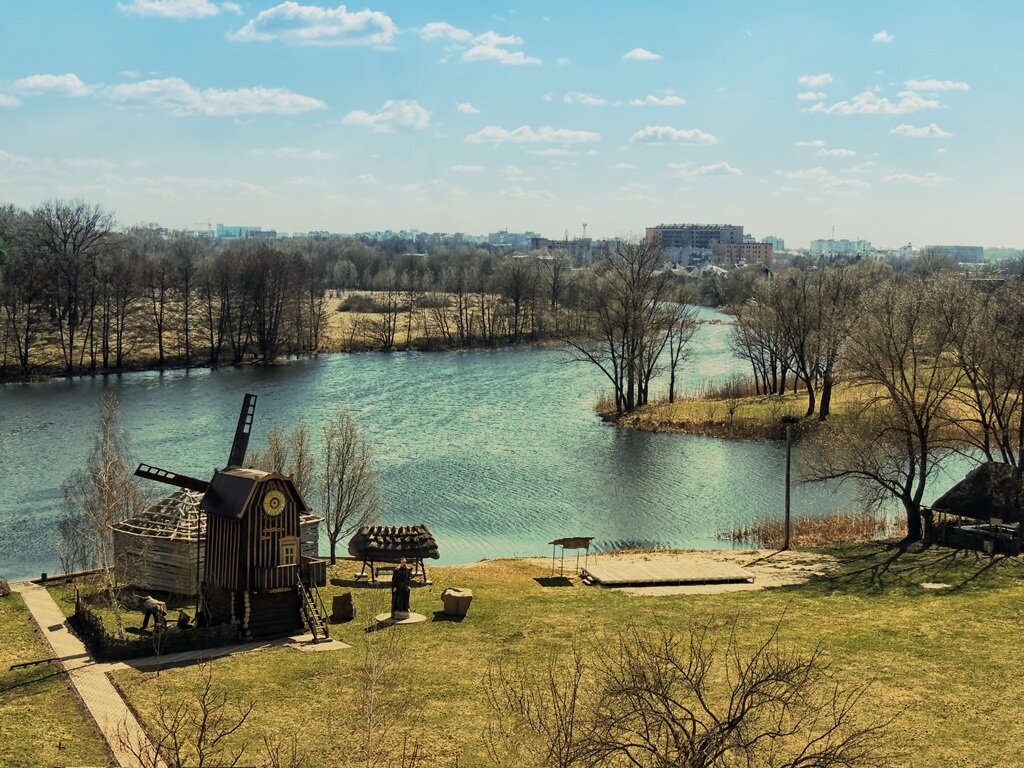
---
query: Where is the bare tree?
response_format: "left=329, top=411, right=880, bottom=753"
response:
left=320, top=409, right=382, bottom=563
left=486, top=619, right=895, bottom=768
left=61, top=391, right=147, bottom=636
left=248, top=422, right=316, bottom=498
left=119, top=663, right=255, bottom=768
left=803, top=275, right=964, bottom=541
left=665, top=291, right=699, bottom=403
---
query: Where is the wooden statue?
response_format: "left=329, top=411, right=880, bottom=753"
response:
left=390, top=559, right=411, bottom=619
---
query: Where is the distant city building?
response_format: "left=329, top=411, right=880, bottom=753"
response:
left=711, top=242, right=774, bottom=266
left=925, top=245, right=984, bottom=264
left=810, top=238, right=872, bottom=255
left=529, top=237, right=593, bottom=265
left=488, top=229, right=541, bottom=249
left=743, top=233, right=756, bottom=244
left=646, top=223, right=744, bottom=265
left=216, top=224, right=265, bottom=240
left=761, top=235, right=785, bottom=251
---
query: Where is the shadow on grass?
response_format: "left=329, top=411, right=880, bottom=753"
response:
left=813, top=540, right=1022, bottom=595
left=432, top=610, right=465, bottom=623
left=534, top=576, right=574, bottom=588
left=330, top=577, right=431, bottom=590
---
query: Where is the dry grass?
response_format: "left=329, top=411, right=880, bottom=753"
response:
left=719, top=511, right=908, bottom=549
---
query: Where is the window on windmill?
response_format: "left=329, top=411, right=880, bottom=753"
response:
left=280, top=536, right=299, bottom=567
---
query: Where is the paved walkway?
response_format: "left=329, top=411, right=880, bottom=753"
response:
left=13, top=582, right=161, bottom=768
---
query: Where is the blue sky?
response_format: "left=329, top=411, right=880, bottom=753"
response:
left=1, top=1, right=1020, bottom=247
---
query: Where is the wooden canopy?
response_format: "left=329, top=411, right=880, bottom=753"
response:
left=931, top=462, right=1024, bottom=523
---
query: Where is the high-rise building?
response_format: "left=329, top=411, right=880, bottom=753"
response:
left=761, top=235, right=785, bottom=251
left=645, top=223, right=744, bottom=250
left=924, top=245, right=984, bottom=264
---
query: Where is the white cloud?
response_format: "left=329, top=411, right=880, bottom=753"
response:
left=12, top=73, right=91, bottom=97
left=456, top=101, right=480, bottom=114
left=0, top=93, right=21, bottom=107
left=136, top=174, right=272, bottom=197
left=502, top=164, right=525, bottom=177
left=222, top=2, right=241, bottom=12
left=795, top=139, right=826, bottom=147
left=556, top=57, right=571, bottom=66
left=813, top=89, right=941, bottom=115
left=529, top=148, right=574, bottom=156
left=251, top=147, right=336, bottom=159
left=341, top=99, right=431, bottom=132
left=891, top=122, right=953, bottom=138
left=563, top=91, right=607, bottom=106
left=465, top=125, right=601, bottom=144
left=118, top=0, right=222, bottom=19
left=608, top=162, right=635, bottom=170
left=355, top=173, right=377, bottom=184
left=109, top=77, right=326, bottom=115
left=798, top=73, right=833, bottom=87
left=669, top=162, right=742, bottom=177
left=542, top=93, right=553, bottom=102
left=623, top=47, right=661, bottom=61
left=230, top=2, right=397, bottom=46
left=419, top=21, right=540, bottom=65
left=779, top=166, right=870, bottom=190
left=630, top=90, right=685, bottom=106
left=883, top=171, right=950, bottom=186
left=872, top=29, right=894, bottom=43
left=904, top=78, right=970, bottom=91
left=796, top=91, right=826, bottom=101
left=498, top=186, right=554, bottom=200
left=817, top=147, right=856, bottom=157
left=629, top=126, right=718, bottom=144
left=450, top=163, right=485, bottom=172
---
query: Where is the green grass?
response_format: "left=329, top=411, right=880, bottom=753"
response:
left=104, top=544, right=1024, bottom=767
left=0, top=592, right=112, bottom=767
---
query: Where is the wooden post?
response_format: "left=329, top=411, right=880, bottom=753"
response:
left=783, top=424, right=792, bottom=551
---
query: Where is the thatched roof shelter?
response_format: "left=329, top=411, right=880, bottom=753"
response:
left=113, top=489, right=324, bottom=595
left=931, top=462, right=1024, bottom=524
left=348, top=524, right=440, bottom=561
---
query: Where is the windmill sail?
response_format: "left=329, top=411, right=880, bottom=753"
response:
left=227, top=393, right=258, bottom=468
left=135, top=464, right=210, bottom=493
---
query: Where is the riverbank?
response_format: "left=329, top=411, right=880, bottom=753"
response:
left=13, top=542, right=1018, bottom=767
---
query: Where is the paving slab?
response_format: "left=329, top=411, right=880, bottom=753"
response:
left=13, top=582, right=162, bottom=767
left=582, top=557, right=754, bottom=587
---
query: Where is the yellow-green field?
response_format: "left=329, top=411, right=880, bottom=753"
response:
left=94, top=544, right=1024, bottom=767
left=0, top=593, right=111, bottom=767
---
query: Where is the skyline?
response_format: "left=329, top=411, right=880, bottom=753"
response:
left=1, top=1, right=1021, bottom=248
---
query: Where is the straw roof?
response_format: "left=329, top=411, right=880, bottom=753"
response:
left=931, top=462, right=1024, bottom=523
left=348, top=524, right=440, bottom=561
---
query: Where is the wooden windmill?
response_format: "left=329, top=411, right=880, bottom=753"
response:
left=135, top=394, right=329, bottom=640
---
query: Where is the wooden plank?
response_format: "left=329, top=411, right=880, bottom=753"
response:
left=582, top=558, right=753, bottom=586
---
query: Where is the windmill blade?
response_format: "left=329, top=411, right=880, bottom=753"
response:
left=227, top=393, right=258, bottom=468
left=135, top=464, right=209, bottom=493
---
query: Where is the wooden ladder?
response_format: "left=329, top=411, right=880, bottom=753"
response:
left=298, top=581, right=329, bottom=642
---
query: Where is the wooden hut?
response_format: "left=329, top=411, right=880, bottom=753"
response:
left=930, top=462, right=1023, bottom=553
left=348, top=524, right=440, bottom=582
left=112, top=489, right=204, bottom=595
left=113, top=489, right=323, bottom=597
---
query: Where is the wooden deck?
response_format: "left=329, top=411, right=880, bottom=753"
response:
left=582, top=558, right=754, bottom=587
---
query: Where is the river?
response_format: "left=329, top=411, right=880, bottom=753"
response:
left=0, top=308, right=953, bottom=581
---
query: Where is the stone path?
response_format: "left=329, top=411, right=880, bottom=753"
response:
left=13, top=582, right=161, bottom=768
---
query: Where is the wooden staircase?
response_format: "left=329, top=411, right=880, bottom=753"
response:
left=298, top=581, right=329, bottom=642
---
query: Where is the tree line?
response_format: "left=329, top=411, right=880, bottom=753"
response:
left=725, top=260, right=1024, bottom=542
left=0, top=199, right=608, bottom=381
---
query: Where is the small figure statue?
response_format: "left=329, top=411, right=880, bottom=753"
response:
left=390, top=559, right=412, bottom=619
left=140, top=595, right=168, bottom=632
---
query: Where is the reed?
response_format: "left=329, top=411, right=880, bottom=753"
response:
left=719, top=510, right=907, bottom=549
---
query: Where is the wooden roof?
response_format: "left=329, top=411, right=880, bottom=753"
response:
left=348, top=524, right=440, bottom=560
left=112, top=489, right=204, bottom=541
left=201, top=468, right=311, bottom=519
left=931, top=462, right=1024, bottom=523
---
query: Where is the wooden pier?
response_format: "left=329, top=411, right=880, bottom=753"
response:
left=582, top=557, right=754, bottom=587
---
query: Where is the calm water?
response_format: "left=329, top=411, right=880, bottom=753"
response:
left=0, top=308, right=958, bottom=580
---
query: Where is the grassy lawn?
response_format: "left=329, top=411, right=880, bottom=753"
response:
left=0, top=592, right=112, bottom=767
left=106, top=544, right=1024, bottom=767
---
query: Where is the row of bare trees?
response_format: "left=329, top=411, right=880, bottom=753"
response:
left=566, top=240, right=699, bottom=414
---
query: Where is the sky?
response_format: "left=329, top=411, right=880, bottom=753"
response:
left=1, top=0, right=1022, bottom=248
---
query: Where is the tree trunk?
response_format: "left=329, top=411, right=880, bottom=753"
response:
left=818, top=375, right=833, bottom=421
left=329, top=538, right=337, bottom=565
left=904, top=500, right=923, bottom=542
